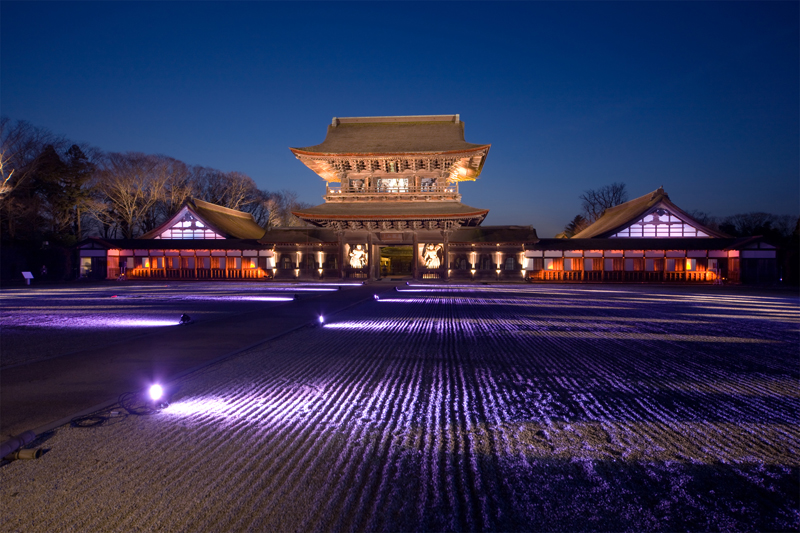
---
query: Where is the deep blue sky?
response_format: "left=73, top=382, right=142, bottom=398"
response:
left=2, top=1, right=798, bottom=236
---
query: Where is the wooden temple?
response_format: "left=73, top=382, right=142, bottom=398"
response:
left=527, top=188, right=777, bottom=283
left=77, top=115, right=778, bottom=284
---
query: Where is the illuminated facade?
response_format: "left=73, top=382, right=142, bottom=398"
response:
left=527, top=187, right=778, bottom=284
left=77, top=115, right=777, bottom=284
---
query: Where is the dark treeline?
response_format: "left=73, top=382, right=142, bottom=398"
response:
left=0, top=117, right=311, bottom=280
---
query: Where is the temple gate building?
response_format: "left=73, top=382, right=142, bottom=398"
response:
left=78, top=114, right=777, bottom=284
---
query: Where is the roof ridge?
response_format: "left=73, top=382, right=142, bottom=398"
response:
left=333, top=115, right=459, bottom=126
left=191, top=198, right=253, bottom=218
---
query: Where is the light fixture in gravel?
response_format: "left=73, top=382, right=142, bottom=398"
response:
left=149, top=384, right=164, bottom=401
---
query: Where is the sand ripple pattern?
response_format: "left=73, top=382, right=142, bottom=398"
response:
left=1, top=286, right=798, bottom=531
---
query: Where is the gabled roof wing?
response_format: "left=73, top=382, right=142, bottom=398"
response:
left=572, top=188, right=729, bottom=239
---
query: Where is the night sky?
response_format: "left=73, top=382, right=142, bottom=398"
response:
left=2, top=1, right=797, bottom=237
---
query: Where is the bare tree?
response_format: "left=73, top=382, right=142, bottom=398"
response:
left=153, top=155, right=194, bottom=221
left=196, top=167, right=259, bottom=211
left=265, top=190, right=312, bottom=227
left=94, top=152, right=164, bottom=239
left=580, top=182, right=628, bottom=222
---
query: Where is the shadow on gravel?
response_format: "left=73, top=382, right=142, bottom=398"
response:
left=354, top=450, right=799, bottom=532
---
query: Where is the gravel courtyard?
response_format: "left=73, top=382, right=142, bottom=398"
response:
left=1, top=283, right=798, bottom=531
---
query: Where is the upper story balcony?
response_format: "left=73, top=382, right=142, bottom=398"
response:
left=325, top=180, right=461, bottom=203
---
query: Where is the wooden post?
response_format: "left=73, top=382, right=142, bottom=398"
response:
left=412, top=231, right=419, bottom=280
left=338, top=231, right=345, bottom=280
left=367, top=231, right=374, bottom=281
left=442, top=230, right=450, bottom=281
left=601, top=252, right=606, bottom=282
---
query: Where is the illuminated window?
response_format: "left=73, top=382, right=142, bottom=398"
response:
left=610, top=208, right=709, bottom=238
left=156, top=213, right=224, bottom=239
left=666, top=258, right=685, bottom=272
left=376, top=178, right=408, bottom=193
left=645, top=258, right=664, bottom=271
left=583, top=258, right=597, bottom=271
left=624, top=258, right=644, bottom=271
left=80, top=257, right=92, bottom=276
left=543, top=258, right=563, bottom=270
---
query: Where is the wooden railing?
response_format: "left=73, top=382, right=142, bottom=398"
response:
left=344, top=267, right=368, bottom=279
left=421, top=269, right=445, bottom=280
left=126, top=268, right=268, bottom=280
left=529, top=270, right=719, bottom=283
left=327, top=184, right=458, bottom=195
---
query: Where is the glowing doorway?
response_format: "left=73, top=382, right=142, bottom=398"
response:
left=380, top=246, right=413, bottom=277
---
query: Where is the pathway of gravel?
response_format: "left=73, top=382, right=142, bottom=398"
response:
left=1, top=285, right=798, bottom=531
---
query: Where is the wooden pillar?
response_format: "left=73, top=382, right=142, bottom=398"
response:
left=338, top=231, right=345, bottom=280
left=442, top=230, right=450, bottom=280
left=412, top=231, right=419, bottom=280
left=367, top=231, right=375, bottom=280
left=601, top=251, right=606, bottom=282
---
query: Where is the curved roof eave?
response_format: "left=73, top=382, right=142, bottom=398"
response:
left=289, top=145, right=491, bottom=158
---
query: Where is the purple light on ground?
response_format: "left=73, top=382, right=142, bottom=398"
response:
left=5, top=316, right=180, bottom=328
left=324, top=322, right=394, bottom=330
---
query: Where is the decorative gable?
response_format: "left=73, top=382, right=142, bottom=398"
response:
left=610, top=207, right=709, bottom=238
left=154, top=207, right=225, bottom=240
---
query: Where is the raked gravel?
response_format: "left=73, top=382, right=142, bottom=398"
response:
left=1, top=285, right=798, bottom=531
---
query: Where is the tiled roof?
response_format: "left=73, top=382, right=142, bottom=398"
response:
left=291, top=115, right=489, bottom=155
left=572, top=188, right=728, bottom=239
left=189, top=199, right=267, bottom=239
left=140, top=199, right=266, bottom=240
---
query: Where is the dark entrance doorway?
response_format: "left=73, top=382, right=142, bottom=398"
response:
left=380, top=246, right=413, bottom=277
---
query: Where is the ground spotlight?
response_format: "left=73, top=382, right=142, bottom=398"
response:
left=179, top=313, right=192, bottom=325
left=149, top=384, right=163, bottom=401
left=147, top=383, right=169, bottom=409
left=318, top=315, right=324, bottom=325
left=374, top=294, right=379, bottom=300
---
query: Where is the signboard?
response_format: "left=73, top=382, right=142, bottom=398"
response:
left=22, top=271, right=33, bottom=285
left=380, top=232, right=405, bottom=242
